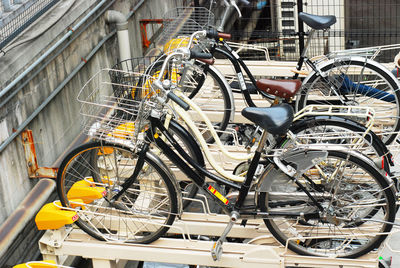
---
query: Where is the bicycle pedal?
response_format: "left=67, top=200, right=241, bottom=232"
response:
left=211, top=240, right=223, bottom=261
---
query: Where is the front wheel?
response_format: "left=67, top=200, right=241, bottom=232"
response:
left=296, top=57, right=400, bottom=144
left=258, top=150, right=396, bottom=258
left=57, top=141, right=179, bottom=244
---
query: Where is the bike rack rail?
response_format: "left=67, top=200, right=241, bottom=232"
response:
left=37, top=198, right=383, bottom=268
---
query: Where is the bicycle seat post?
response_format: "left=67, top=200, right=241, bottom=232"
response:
left=294, top=28, right=315, bottom=78
left=300, top=29, right=315, bottom=59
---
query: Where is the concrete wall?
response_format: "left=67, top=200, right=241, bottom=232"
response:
left=0, top=0, right=183, bottom=264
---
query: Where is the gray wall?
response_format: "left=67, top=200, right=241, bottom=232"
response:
left=0, top=0, right=183, bottom=264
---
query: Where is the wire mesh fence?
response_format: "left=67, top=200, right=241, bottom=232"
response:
left=0, top=0, right=60, bottom=51
left=201, top=0, right=400, bottom=62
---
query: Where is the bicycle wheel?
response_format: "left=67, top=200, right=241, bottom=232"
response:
left=87, top=119, right=203, bottom=210
left=296, top=57, right=400, bottom=144
left=258, top=150, right=396, bottom=258
left=57, top=141, right=179, bottom=243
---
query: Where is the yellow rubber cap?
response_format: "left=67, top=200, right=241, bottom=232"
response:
left=67, top=179, right=106, bottom=204
left=35, top=202, right=79, bottom=230
left=13, top=260, right=56, bottom=268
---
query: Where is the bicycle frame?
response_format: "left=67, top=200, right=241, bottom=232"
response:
left=151, top=51, right=384, bottom=183
left=147, top=112, right=324, bottom=218
left=168, top=87, right=379, bottom=182
left=210, top=34, right=348, bottom=107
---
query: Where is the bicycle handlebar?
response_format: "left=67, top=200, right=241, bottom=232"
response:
left=190, top=50, right=213, bottom=60
left=153, top=46, right=213, bottom=111
left=217, top=2, right=234, bottom=32
left=167, top=91, right=190, bottom=111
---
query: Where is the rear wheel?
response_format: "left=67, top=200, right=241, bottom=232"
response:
left=296, top=57, right=400, bottom=144
left=259, top=150, right=396, bottom=258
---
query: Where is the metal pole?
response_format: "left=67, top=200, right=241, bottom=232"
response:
left=297, top=0, right=305, bottom=55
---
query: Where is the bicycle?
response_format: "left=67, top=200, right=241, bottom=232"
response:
left=124, top=28, right=395, bottom=177
left=161, top=4, right=400, bottom=145
left=106, top=42, right=398, bottom=214
left=57, top=52, right=397, bottom=259
left=110, top=53, right=396, bottom=195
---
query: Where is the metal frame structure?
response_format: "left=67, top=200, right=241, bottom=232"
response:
left=38, top=211, right=382, bottom=268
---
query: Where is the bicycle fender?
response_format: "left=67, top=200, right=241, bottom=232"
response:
left=209, top=64, right=236, bottom=122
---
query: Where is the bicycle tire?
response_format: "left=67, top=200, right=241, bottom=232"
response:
left=295, top=56, right=400, bottom=145
left=57, top=141, right=179, bottom=243
left=258, top=150, right=396, bottom=258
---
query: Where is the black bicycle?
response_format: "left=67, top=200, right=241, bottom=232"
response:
left=111, top=51, right=397, bottom=209
left=57, top=57, right=396, bottom=259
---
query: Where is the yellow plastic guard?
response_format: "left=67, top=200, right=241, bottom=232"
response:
left=13, top=260, right=57, bottom=268
left=101, top=176, right=114, bottom=185
left=67, top=179, right=106, bottom=204
left=35, top=202, right=79, bottom=230
left=97, top=146, right=116, bottom=155
left=107, top=122, right=135, bottom=140
left=163, top=37, right=190, bottom=53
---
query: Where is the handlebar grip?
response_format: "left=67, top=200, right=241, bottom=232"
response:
left=206, top=29, right=231, bottom=40
left=190, top=50, right=213, bottom=60
left=218, top=32, right=232, bottom=39
left=167, top=91, right=190, bottom=111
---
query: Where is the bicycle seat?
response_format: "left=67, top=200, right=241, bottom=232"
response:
left=299, top=12, right=336, bottom=30
left=256, top=79, right=302, bottom=99
left=241, top=104, right=294, bottom=135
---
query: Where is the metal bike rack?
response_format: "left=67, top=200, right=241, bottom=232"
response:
left=38, top=211, right=382, bottom=268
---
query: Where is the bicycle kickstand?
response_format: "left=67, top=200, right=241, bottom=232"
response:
left=211, top=211, right=240, bottom=261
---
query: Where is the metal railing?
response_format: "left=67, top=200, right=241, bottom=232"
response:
left=0, top=0, right=60, bottom=51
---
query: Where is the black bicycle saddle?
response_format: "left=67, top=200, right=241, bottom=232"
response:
left=241, top=103, right=294, bottom=135
left=299, top=12, right=336, bottom=30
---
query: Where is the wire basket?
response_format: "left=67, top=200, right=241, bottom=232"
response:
left=158, top=7, right=215, bottom=49
left=77, top=68, right=159, bottom=145
left=111, top=55, right=208, bottom=96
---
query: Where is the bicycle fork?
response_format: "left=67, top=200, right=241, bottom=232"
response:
left=109, top=143, right=150, bottom=203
